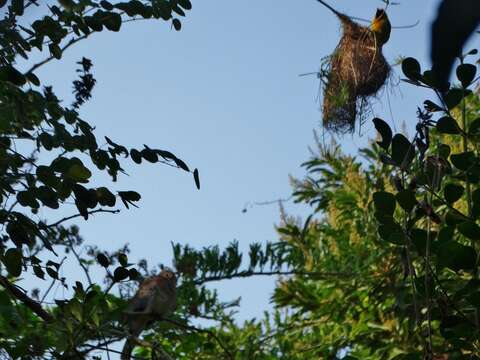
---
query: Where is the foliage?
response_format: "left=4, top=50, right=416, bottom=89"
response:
left=0, top=0, right=205, bottom=358
left=2, top=1, right=480, bottom=360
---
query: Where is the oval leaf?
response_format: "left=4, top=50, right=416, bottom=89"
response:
left=4, top=248, right=22, bottom=277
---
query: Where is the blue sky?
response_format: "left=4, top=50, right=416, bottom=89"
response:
left=19, top=0, right=458, bottom=324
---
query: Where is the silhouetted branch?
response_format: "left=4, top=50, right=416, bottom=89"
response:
left=47, top=209, right=120, bottom=227
left=26, top=35, right=89, bottom=74
left=193, top=270, right=356, bottom=286
left=0, top=276, right=53, bottom=322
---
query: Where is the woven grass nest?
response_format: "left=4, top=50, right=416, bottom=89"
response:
left=322, top=14, right=390, bottom=133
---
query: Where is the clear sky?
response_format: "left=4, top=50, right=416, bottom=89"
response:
left=20, top=0, right=460, bottom=326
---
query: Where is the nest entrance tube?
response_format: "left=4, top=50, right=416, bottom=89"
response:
left=322, top=16, right=390, bottom=133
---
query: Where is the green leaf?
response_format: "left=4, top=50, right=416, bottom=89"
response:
left=17, top=190, right=39, bottom=209
left=174, top=157, right=189, bottom=171
left=46, top=267, right=58, bottom=279
left=373, top=118, right=392, bottom=150
left=456, top=63, right=477, bottom=87
left=33, top=265, right=45, bottom=279
left=458, top=221, right=480, bottom=241
left=373, top=191, right=396, bottom=216
left=26, top=72, right=40, bottom=86
left=436, top=241, right=476, bottom=271
left=438, top=226, right=455, bottom=243
left=424, top=100, right=443, bottom=112
left=69, top=300, right=83, bottom=321
left=97, top=253, right=110, bottom=267
left=450, top=151, right=476, bottom=171
left=378, top=223, right=404, bottom=244
left=49, top=43, right=62, bottom=59
left=444, top=183, right=464, bottom=203
left=4, top=248, right=22, bottom=277
left=444, top=88, right=468, bottom=110
left=436, top=116, right=460, bottom=134
left=36, top=166, right=59, bottom=188
left=130, top=149, right=142, bottom=164
left=113, top=266, right=129, bottom=281
left=35, top=186, right=59, bottom=209
left=118, top=253, right=128, bottom=267
left=391, top=134, right=414, bottom=169
left=118, top=191, right=141, bottom=209
left=438, top=144, right=451, bottom=159
left=410, top=228, right=427, bottom=255
left=395, top=190, right=417, bottom=212
left=469, top=117, right=480, bottom=135
left=193, top=168, right=200, bottom=190
left=445, top=210, right=469, bottom=226
left=96, top=187, right=116, bottom=207
left=100, top=0, right=114, bottom=10
left=172, top=18, right=181, bottom=31
left=401, top=57, right=421, bottom=81
left=178, top=0, right=192, bottom=10
left=85, top=15, right=103, bottom=31
left=141, top=148, right=158, bottom=163
left=0, top=65, right=26, bottom=86
left=103, top=12, right=122, bottom=32
left=129, top=268, right=140, bottom=280
left=67, top=163, right=92, bottom=182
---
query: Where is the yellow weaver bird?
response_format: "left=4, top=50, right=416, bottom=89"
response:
left=370, top=9, right=391, bottom=46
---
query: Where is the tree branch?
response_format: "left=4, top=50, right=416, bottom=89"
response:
left=193, top=270, right=355, bottom=286
left=25, top=34, right=88, bottom=75
left=68, top=242, right=93, bottom=286
left=47, top=208, right=120, bottom=228
left=0, top=276, right=53, bottom=322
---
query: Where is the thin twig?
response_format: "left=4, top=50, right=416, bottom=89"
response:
left=25, top=35, right=88, bottom=75
left=69, top=243, right=93, bottom=286
left=193, top=270, right=356, bottom=286
left=47, top=209, right=120, bottom=228
left=40, top=256, right=67, bottom=303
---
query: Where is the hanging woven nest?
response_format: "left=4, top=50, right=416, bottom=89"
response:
left=322, top=11, right=391, bottom=133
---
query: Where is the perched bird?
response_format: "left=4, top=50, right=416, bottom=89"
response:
left=121, top=269, right=177, bottom=360
left=317, top=1, right=391, bottom=46
left=370, top=8, right=391, bottom=46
